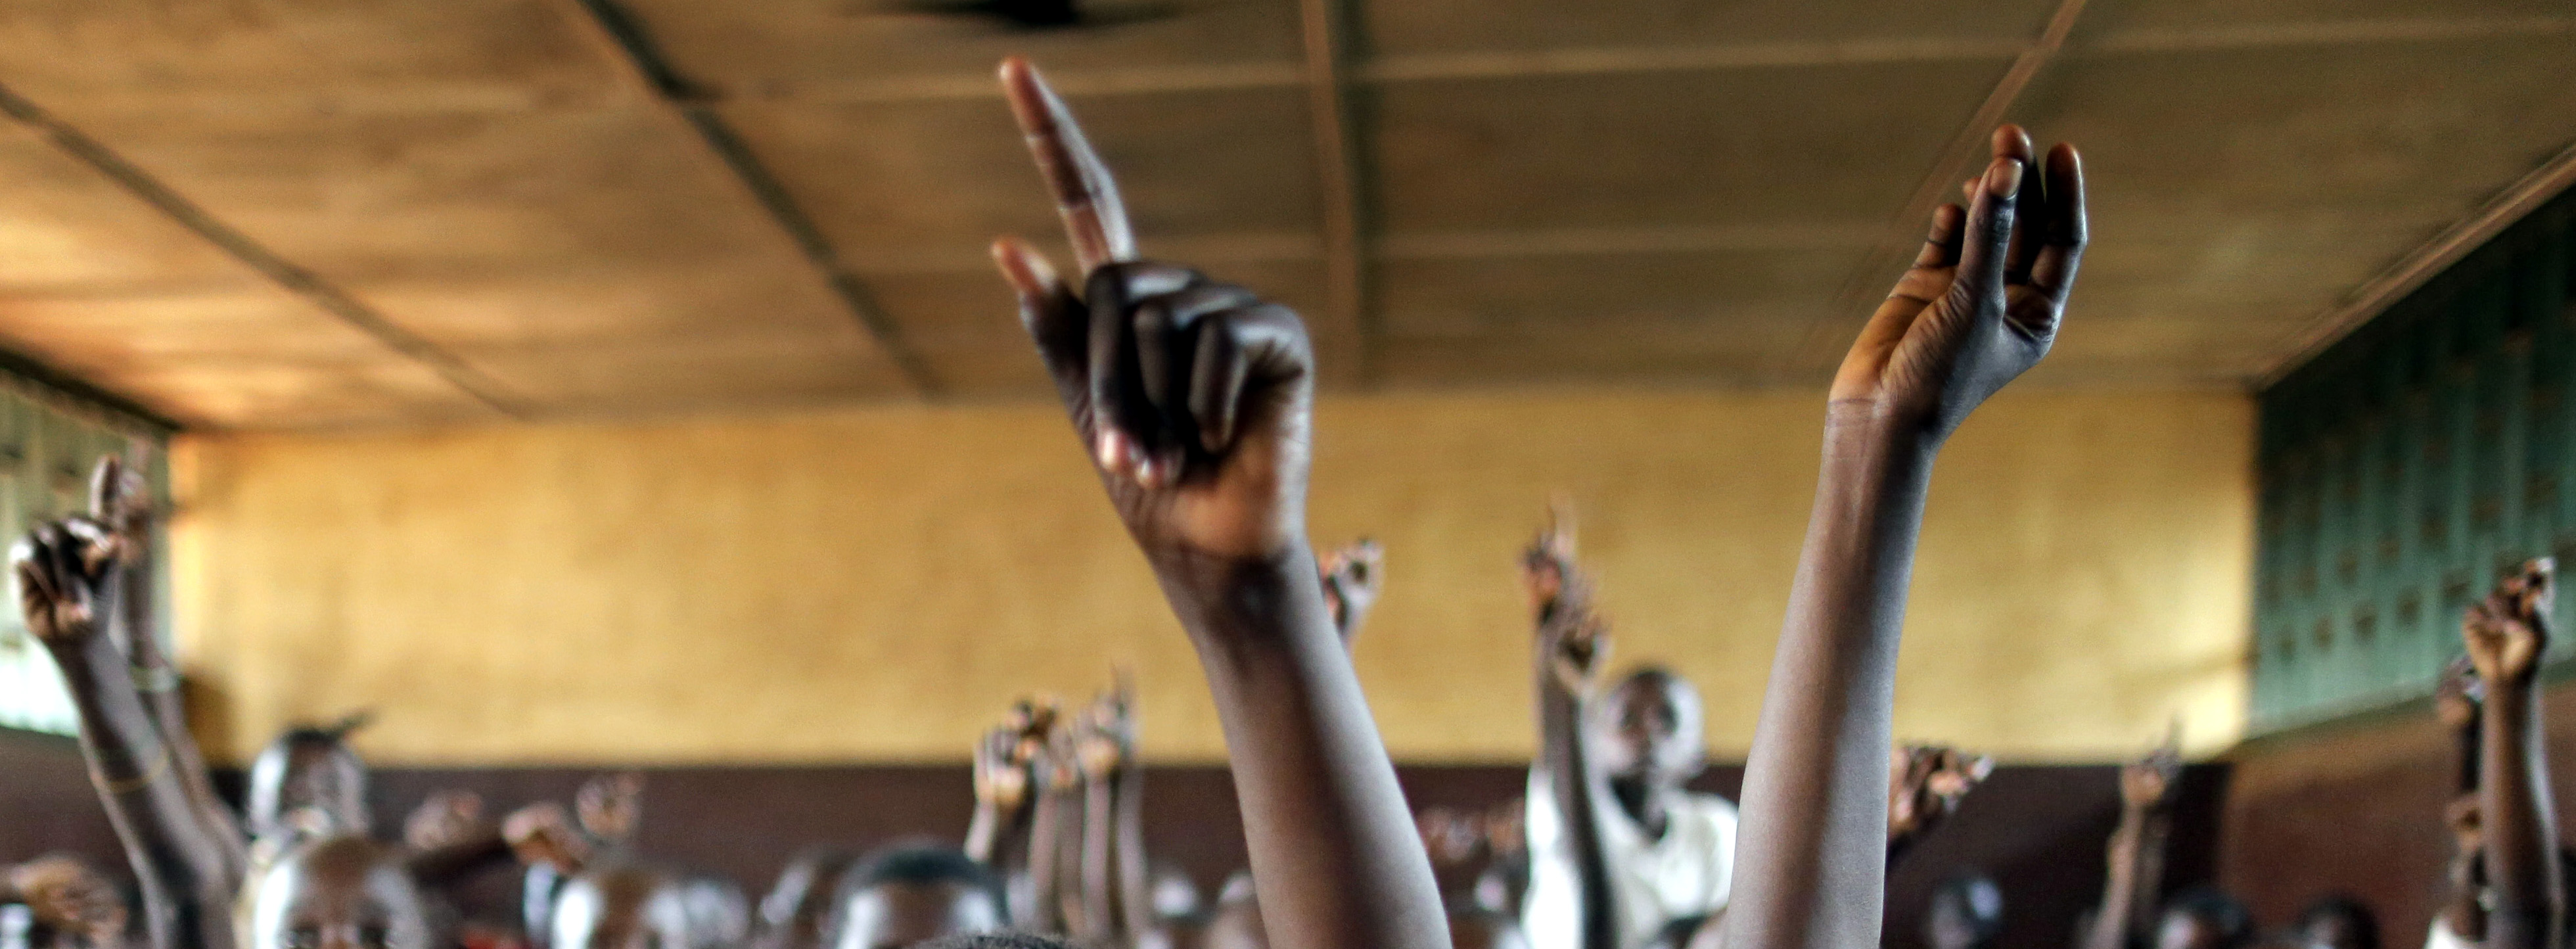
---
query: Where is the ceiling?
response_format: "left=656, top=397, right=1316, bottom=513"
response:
left=0, top=0, right=2567, bottom=428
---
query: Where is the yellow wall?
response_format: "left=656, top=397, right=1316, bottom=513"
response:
left=169, top=389, right=2253, bottom=766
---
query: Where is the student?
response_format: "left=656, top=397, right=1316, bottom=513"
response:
left=1520, top=517, right=1737, bottom=949
left=16, top=464, right=522, bottom=949
left=507, top=775, right=748, bottom=949
left=18, top=464, right=250, bottom=949
left=2084, top=742, right=2180, bottom=949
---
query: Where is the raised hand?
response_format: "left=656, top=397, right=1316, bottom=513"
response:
left=2449, top=794, right=2486, bottom=858
left=403, top=789, right=490, bottom=852
left=503, top=802, right=593, bottom=875
left=977, top=725, right=1036, bottom=813
left=1320, top=540, right=1385, bottom=644
left=7, top=855, right=128, bottom=946
left=1834, top=126, right=2085, bottom=441
left=2438, top=657, right=2485, bottom=729
left=1523, top=513, right=1607, bottom=693
left=1075, top=681, right=1137, bottom=781
left=1887, top=744, right=1994, bottom=843
left=2465, top=560, right=2554, bottom=685
left=576, top=772, right=645, bottom=846
left=2119, top=740, right=2182, bottom=811
left=88, top=456, right=150, bottom=557
left=12, top=519, right=116, bottom=647
left=992, top=58, right=1316, bottom=564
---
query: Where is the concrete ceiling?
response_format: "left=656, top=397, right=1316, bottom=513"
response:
left=0, top=0, right=2567, bottom=428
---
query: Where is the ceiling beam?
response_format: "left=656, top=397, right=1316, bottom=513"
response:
left=2257, top=139, right=2576, bottom=388
left=1295, top=0, right=1371, bottom=384
left=0, top=83, right=528, bottom=420
left=1788, top=0, right=2090, bottom=375
left=713, top=14, right=2571, bottom=105
left=558, top=0, right=943, bottom=399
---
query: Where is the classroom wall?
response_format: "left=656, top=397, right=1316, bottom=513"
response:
left=167, top=388, right=2254, bottom=766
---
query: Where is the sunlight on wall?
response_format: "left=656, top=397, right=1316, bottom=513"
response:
left=171, top=389, right=2251, bottom=765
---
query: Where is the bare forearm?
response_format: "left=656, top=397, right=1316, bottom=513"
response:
left=2479, top=681, right=2562, bottom=949
left=2085, top=810, right=2147, bottom=949
left=50, top=636, right=238, bottom=949
left=1722, top=413, right=1932, bottom=949
left=1160, top=550, right=1448, bottom=949
left=1029, top=781, right=1070, bottom=934
left=965, top=802, right=1008, bottom=866
left=1115, top=763, right=1153, bottom=940
left=111, top=548, right=247, bottom=872
left=1082, top=775, right=1117, bottom=942
left=1538, top=653, right=1616, bottom=949
left=2443, top=850, right=2489, bottom=941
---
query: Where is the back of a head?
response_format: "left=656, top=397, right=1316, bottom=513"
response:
left=1925, top=873, right=2005, bottom=949
left=248, top=717, right=373, bottom=842
left=2293, top=896, right=2378, bottom=949
left=827, top=845, right=1005, bottom=949
left=553, top=861, right=747, bottom=949
left=759, top=850, right=865, bottom=949
left=250, top=834, right=430, bottom=949
left=2159, top=888, right=2253, bottom=949
left=911, top=933, right=1080, bottom=949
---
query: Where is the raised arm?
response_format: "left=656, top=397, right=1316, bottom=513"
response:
left=2082, top=747, right=2178, bottom=949
left=1321, top=540, right=1385, bottom=645
left=91, top=455, right=248, bottom=873
left=1525, top=519, right=1619, bottom=949
left=17, top=519, right=242, bottom=949
left=1714, top=127, right=2084, bottom=949
left=1076, top=686, right=1139, bottom=944
left=2435, top=660, right=2489, bottom=942
left=968, top=724, right=1035, bottom=867
left=1885, top=744, right=1992, bottom=870
left=2463, top=560, right=2563, bottom=949
left=992, top=57, right=1448, bottom=949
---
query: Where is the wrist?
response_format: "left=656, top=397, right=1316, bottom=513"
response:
left=1825, top=400, right=1941, bottom=455
left=1149, top=542, right=1331, bottom=649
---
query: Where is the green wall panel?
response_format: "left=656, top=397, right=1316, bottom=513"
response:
left=2256, top=187, right=2576, bottom=731
left=0, top=383, right=167, bottom=735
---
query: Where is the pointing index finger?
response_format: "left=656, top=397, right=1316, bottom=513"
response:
left=1001, top=57, right=1136, bottom=275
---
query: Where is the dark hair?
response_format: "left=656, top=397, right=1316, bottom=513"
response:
left=1932, top=873, right=2006, bottom=944
left=2166, top=888, right=2253, bottom=949
left=839, top=843, right=1006, bottom=914
left=911, top=933, right=1078, bottom=949
left=2293, top=896, right=2379, bottom=949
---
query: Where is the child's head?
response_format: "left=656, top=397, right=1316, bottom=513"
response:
left=248, top=835, right=430, bottom=949
left=2155, top=889, right=2253, bottom=949
left=1589, top=666, right=1707, bottom=787
left=1923, top=873, right=2004, bottom=949
left=2291, top=896, right=2378, bottom=949
left=827, top=846, right=1005, bottom=949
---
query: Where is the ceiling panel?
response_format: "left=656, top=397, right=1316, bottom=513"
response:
left=1364, top=0, right=2062, bottom=57
left=0, top=0, right=622, bottom=110
left=0, top=1, right=2564, bottom=427
left=1371, top=60, right=2012, bottom=233
left=2073, top=0, right=2569, bottom=39
left=727, top=86, right=1320, bottom=266
left=459, top=333, right=898, bottom=412
left=616, top=0, right=1301, bottom=92
left=0, top=292, right=490, bottom=427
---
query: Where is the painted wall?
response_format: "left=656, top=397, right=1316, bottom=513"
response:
left=168, top=389, right=2253, bottom=766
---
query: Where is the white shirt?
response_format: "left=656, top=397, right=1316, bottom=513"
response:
left=1521, top=771, right=1739, bottom=949
left=2426, top=918, right=2474, bottom=949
